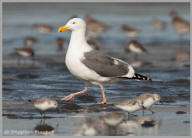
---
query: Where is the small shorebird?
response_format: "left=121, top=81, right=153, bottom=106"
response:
left=32, top=98, right=58, bottom=117
left=121, top=24, right=141, bottom=37
left=124, top=40, right=147, bottom=60
left=56, top=37, right=65, bottom=51
left=103, top=112, right=125, bottom=127
left=24, top=37, right=37, bottom=47
left=15, top=47, right=35, bottom=64
left=33, top=23, right=54, bottom=34
left=115, top=98, right=143, bottom=116
left=170, top=10, right=190, bottom=48
left=85, top=14, right=110, bottom=40
left=152, top=17, right=166, bottom=31
left=58, top=18, right=152, bottom=104
left=170, top=10, right=190, bottom=35
left=137, top=93, right=160, bottom=115
left=87, top=40, right=100, bottom=50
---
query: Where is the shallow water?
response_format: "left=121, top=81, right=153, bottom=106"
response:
left=2, top=3, right=190, bottom=136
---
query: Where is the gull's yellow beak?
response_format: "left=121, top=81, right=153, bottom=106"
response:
left=58, top=26, right=69, bottom=32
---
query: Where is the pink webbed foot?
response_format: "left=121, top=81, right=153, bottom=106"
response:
left=60, top=94, right=74, bottom=101
left=101, top=99, right=107, bottom=104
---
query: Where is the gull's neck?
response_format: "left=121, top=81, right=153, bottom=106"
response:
left=68, top=29, right=91, bottom=52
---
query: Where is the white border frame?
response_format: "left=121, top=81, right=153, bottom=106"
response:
left=0, top=0, right=191, bottom=137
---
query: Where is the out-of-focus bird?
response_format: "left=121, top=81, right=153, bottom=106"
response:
left=152, top=17, right=166, bottom=31
left=170, top=10, right=190, bottom=35
left=85, top=14, right=110, bottom=40
left=121, top=24, right=141, bottom=37
left=87, top=40, right=100, bottom=50
left=124, top=40, right=147, bottom=60
left=15, top=47, right=35, bottom=65
left=24, top=37, right=37, bottom=47
left=33, top=23, right=54, bottom=34
left=56, top=37, right=65, bottom=51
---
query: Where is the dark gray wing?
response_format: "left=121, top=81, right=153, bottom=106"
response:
left=81, top=50, right=129, bottom=77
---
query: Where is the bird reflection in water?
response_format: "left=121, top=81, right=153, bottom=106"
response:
left=117, top=115, right=161, bottom=136
left=33, top=119, right=59, bottom=136
left=73, top=111, right=160, bottom=136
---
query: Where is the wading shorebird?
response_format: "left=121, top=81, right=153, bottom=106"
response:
left=170, top=10, right=190, bottom=47
left=152, top=17, right=166, bottom=31
left=56, top=37, right=65, bottom=51
left=58, top=18, right=152, bottom=104
left=115, top=98, right=143, bottom=116
left=15, top=47, right=35, bottom=64
left=24, top=37, right=37, bottom=47
left=33, top=23, right=54, bottom=34
left=30, top=97, right=58, bottom=117
left=137, top=93, right=160, bottom=115
left=124, top=40, right=147, bottom=60
left=170, top=10, right=190, bottom=36
left=121, top=24, right=141, bottom=37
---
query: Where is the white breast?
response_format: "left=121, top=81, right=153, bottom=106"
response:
left=17, top=51, right=31, bottom=57
left=143, top=98, right=155, bottom=108
left=116, top=103, right=141, bottom=113
left=129, top=44, right=142, bottom=53
left=65, top=43, right=109, bottom=84
left=34, top=102, right=50, bottom=111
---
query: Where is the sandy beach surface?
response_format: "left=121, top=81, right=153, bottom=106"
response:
left=3, top=103, right=190, bottom=136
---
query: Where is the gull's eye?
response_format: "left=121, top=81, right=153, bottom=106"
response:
left=72, top=21, right=76, bottom=24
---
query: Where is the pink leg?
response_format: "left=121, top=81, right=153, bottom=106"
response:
left=99, top=84, right=107, bottom=104
left=60, top=87, right=87, bottom=101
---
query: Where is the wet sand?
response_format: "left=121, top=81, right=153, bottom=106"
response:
left=3, top=104, right=190, bottom=136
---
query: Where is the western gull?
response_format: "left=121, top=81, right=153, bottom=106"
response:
left=87, top=40, right=100, bottom=50
left=58, top=18, right=152, bottom=104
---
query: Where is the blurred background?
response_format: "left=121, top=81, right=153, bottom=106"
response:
left=3, top=3, right=190, bottom=56
left=2, top=3, right=190, bottom=136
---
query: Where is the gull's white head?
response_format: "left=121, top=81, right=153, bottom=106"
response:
left=58, top=18, right=86, bottom=32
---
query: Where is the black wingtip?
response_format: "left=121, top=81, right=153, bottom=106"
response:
left=148, top=78, right=152, bottom=82
left=134, top=73, right=152, bottom=82
left=28, top=99, right=32, bottom=102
